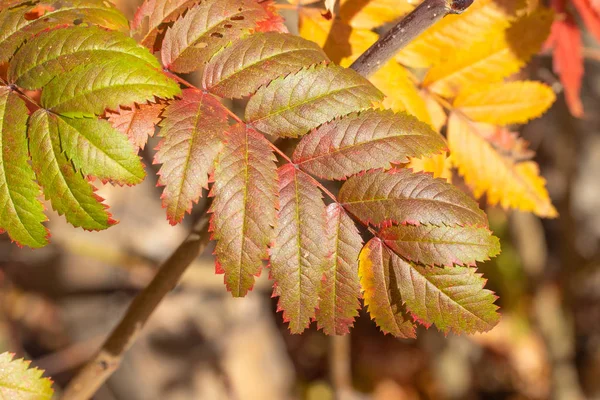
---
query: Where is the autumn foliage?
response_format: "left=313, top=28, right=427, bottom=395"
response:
left=0, top=0, right=560, bottom=337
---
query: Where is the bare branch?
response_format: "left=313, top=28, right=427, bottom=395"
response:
left=350, top=0, right=473, bottom=77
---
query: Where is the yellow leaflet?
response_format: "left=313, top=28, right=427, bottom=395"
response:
left=447, top=113, right=557, bottom=217
left=369, top=60, right=431, bottom=124
left=340, top=0, right=414, bottom=29
left=396, top=0, right=525, bottom=68
left=423, top=8, right=552, bottom=98
left=298, top=8, right=377, bottom=64
left=407, top=152, right=452, bottom=183
left=422, top=90, right=447, bottom=132
left=454, top=81, right=556, bottom=125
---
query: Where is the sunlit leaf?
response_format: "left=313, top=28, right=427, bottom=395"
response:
left=0, top=352, right=53, bottom=399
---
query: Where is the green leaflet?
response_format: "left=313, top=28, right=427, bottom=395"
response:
left=203, top=32, right=329, bottom=98
left=41, top=58, right=180, bottom=117
left=293, top=109, right=447, bottom=180
left=246, top=63, right=384, bottom=138
left=270, top=164, right=328, bottom=333
left=29, top=110, right=115, bottom=230
left=9, top=25, right=161, bottom=90
left=0, top=88, right=48, bottom=248
left=210, top=125, right=278, bottom=297
left=0, top=352, right=53, bottom=399
left=161, top=0, right=268, bottom=73
left=380, top=224, right=501, bottom=267
left=315, top=203, right=363, bottom=335
left=358, top=238, right=415, bottom=338
left=53, top=115, right=146, bottom=185
left=154, top=89, right=229, bottom=224
left=0, top=0, right=128, bottom=63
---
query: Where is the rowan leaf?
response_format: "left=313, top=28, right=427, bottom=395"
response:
left=548, top=12, right=584, bottom=117
left=161, top=0, right=268, bottom=73
left=9, top=25, right=161, bottom=90
left=132, top=0, right=199, bottom=50
left=369, top=61, right=431, bottom=125
left=0, top=88, right=48, bottom=248
left=29, top=110, right=116, bottom=230
left=203, top=32, right=329, bottom=99
left=107, top=102, right=165, bottom=151
left=423, top=8, right=553, bottom=97
left=210, top=125, right=278, bottom=297
left=155, top=89, right=228, bottom=224
left=358, top=238, right=415, bottom=337
left=390, top=250, right=500, bottom=334
left=338, top=169, right=487, bottom=227
left=315, top=203, right=362, bottom=335
left=339, top=0, right=413, bottom=30
left=396, top=0, right=523, bottom=68
left=454, top=81, right=556, bottom=125
left=447, top=112, right=557, bottom=217
left=0, top=0, right=128, bottom=63
left=41, top=58, right=180, bottom=118
left=246, top=63, right=383, bottom=138
left=293, top=109, right=446, bottom=180
left=51, top=115, right=146, bottom=185
left=379, top=224, right=500, bottom=267
left=0, top=352, right=53, bottom=399
left=270, top=164, right=327, bottom=333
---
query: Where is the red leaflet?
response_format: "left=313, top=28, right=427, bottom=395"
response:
left=107, top=102, right=165, bottom=151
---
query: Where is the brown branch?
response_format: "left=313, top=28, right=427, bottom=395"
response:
left=61, top=211, right=211, bottom=400
left=349, top=0, right=473, bottom=77
left=61, top=0, right=472, bottom=397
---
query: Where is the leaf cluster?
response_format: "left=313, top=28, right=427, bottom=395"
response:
left=0, top=0, right=508, bottom=336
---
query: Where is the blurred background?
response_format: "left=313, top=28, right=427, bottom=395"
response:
left=1, top=0, right=600, bottom=399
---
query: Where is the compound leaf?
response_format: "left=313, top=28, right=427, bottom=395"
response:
left=107, top=102, right=165, bottom=151
left=161, top=0, right=268, bottom=73
left=293, top=109, right=446, bottom=180
left=270, top=164, right=327, bottom=333
left=423, top=8, right=552, bottom=97
left=338, top=169, right=487, bottom=227
left=155, top=89, right=228, bottom=224
left=0, top=0, right=128, bottom=63
left=454, top=81, right=556, bottom=125
left=53, top=115, right=146, bottom=185
left=358, top=238, right=415, bottom=337
left=41, top=58, right=180, bottom=118
left=246, top=63, right=383, bottom=138
left=210, top=125, right=278, bottom=297
left=447, top=112, right=557, bottom=217
left=0, top=352, right=53, bottom=399
left=9, top=25, right=160, bottom=90
left=315, top=203, right=363, bottom=335
left=390, top=251, right=500, bottom=334
left=379, top=224, right=500, bottom=267
left=203, top=32, right=329, bottom=99
left=0, top=88, right=48, bottom=248
left=29, top=110, right=115, bottom=230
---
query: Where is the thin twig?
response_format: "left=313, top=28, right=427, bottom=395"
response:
left=61, top=212, right=211, bottom=400
left=62, top=0, right=467, bottom=395
left=350, top=0, right=473, bottom=77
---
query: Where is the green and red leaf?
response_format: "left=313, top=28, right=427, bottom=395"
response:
left=293, top=109, right=446, bottom=180
left=338, top=169, right=487, bottom=227
left=0, top=88, right=48, bottom=248
left=154, top=89, right=228, bottom=224
left=161, top=0, right=268, bottom=73
left=358, top=238, right=415, bottom=338
left=246, top=63, right=383, bottom=138
left=203, top=32, right=328, bottom=98
left=379, top=224, right=500, bottom=267
left=210, top=125, right=278, bottom=297
left=28, top=110, right=116, bottom=231
left=0, top=352, right=53, bottom=399
left=270, top=164, right=327, bottom=333
left=315, top=203, right=363, bottom=335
